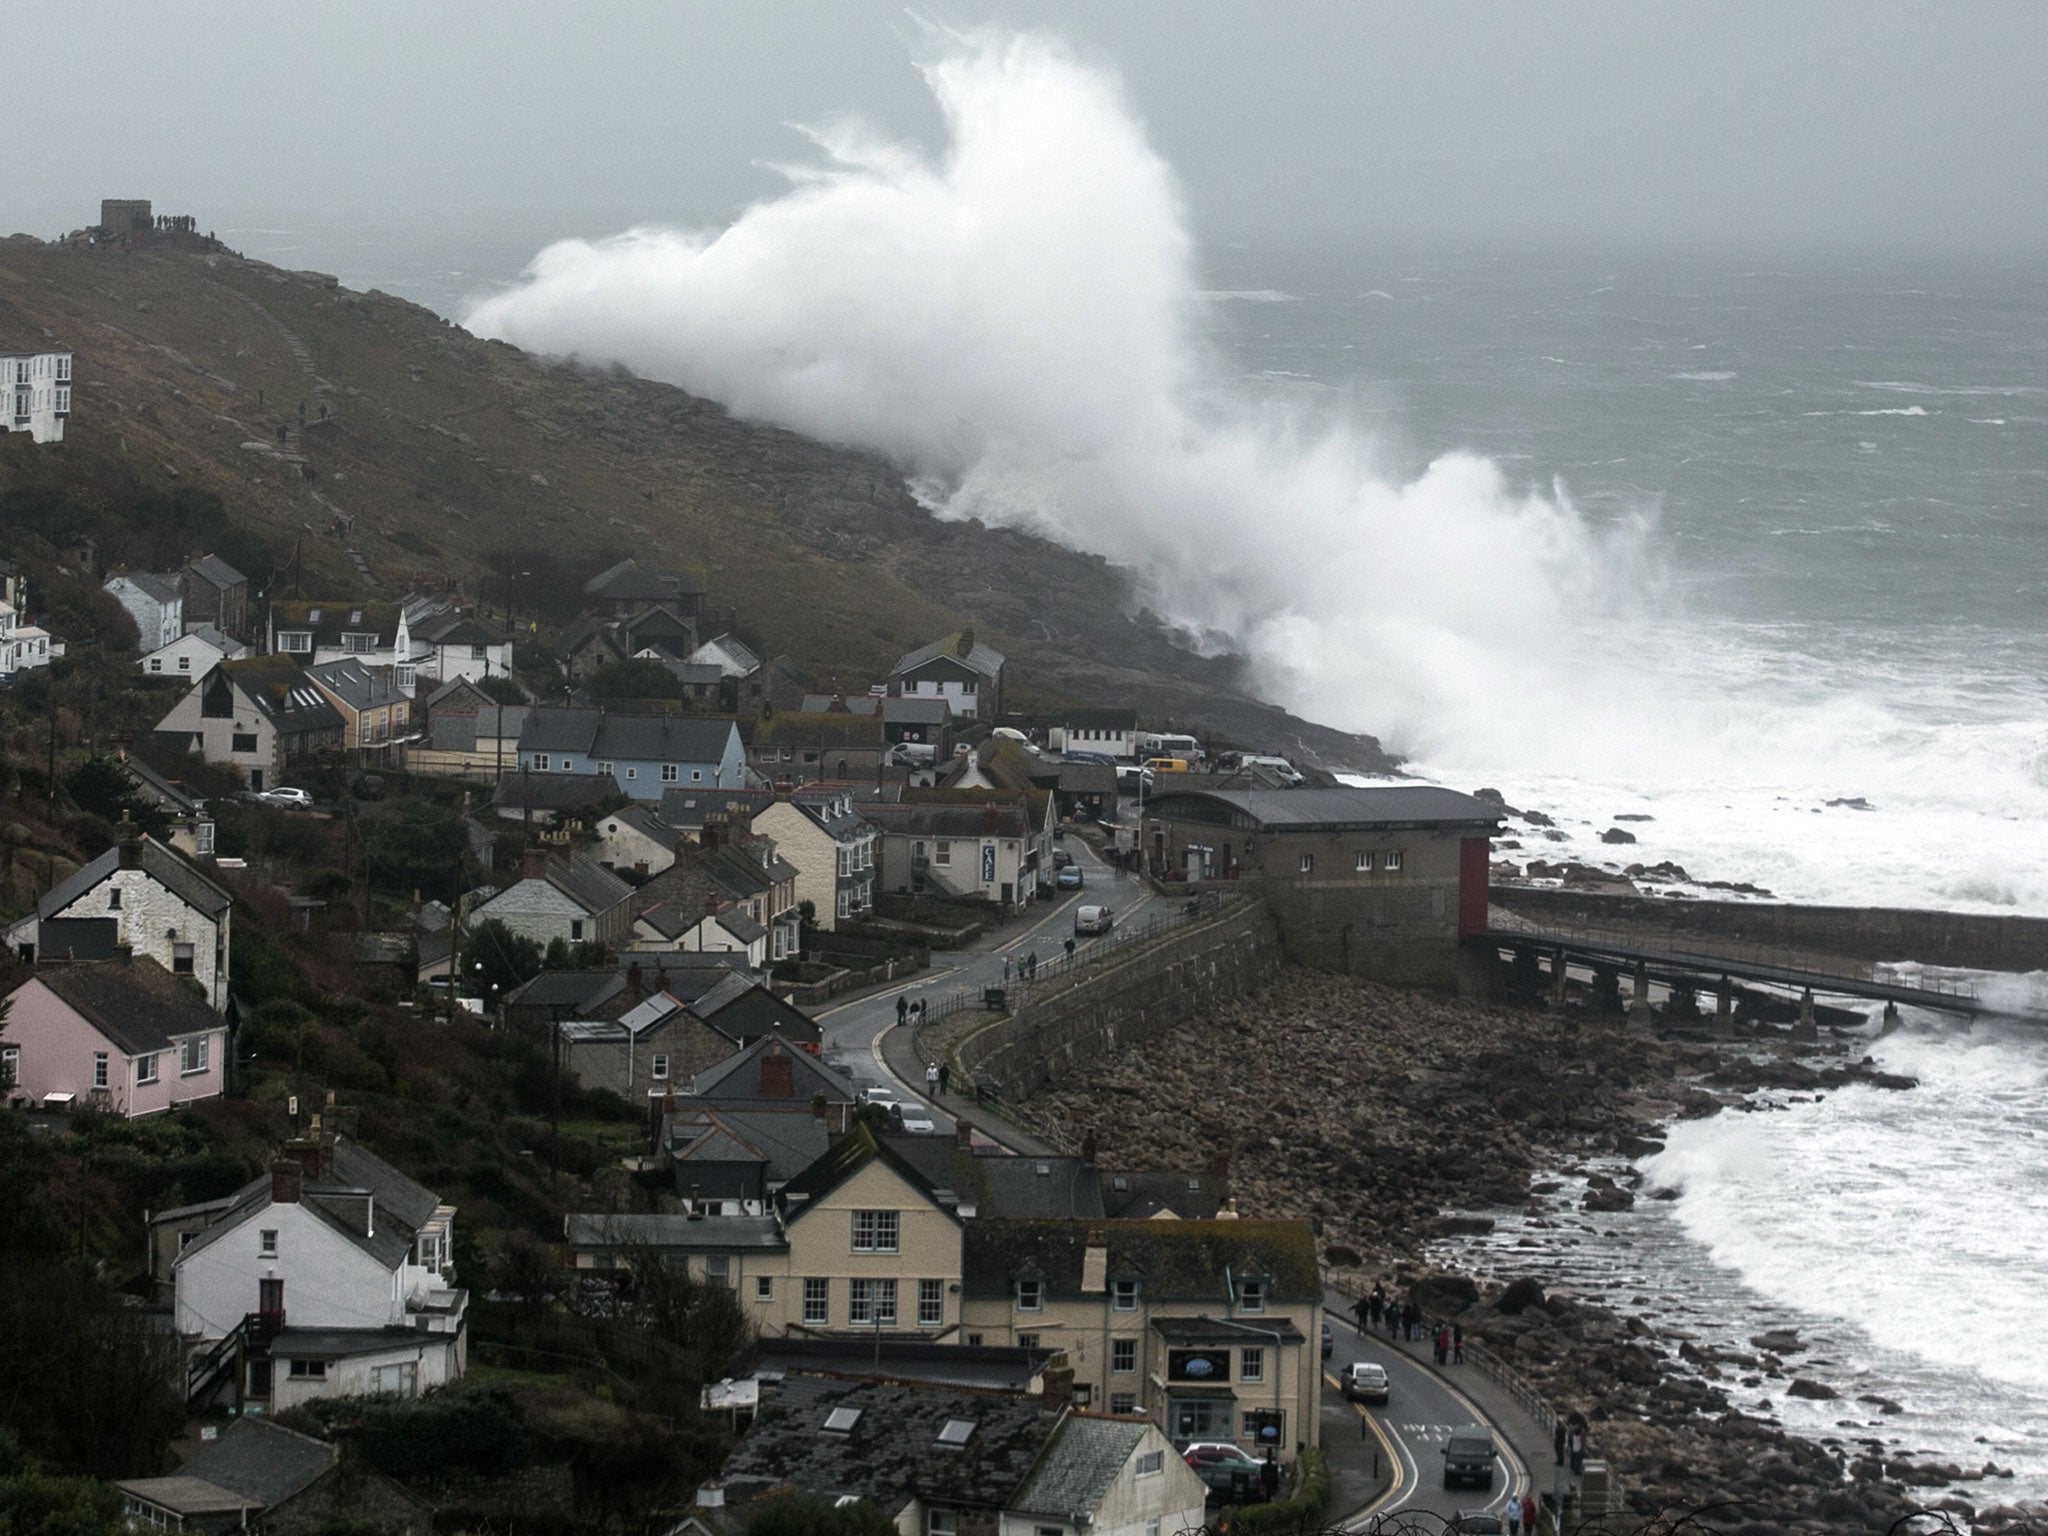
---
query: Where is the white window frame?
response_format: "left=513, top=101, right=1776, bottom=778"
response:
left=1241, top=1345, right=1264, bottom=1382
left=1299, top=852, right=1314, bottom=874
left=650, top=1055, right=670, bottom=1080
left=802, top=1278, right=829, bottom=1325
left=93, top=1052, right=110, bottom=1089
left=136, top=1053, right=160, bottom=1085
left=755, top=1275, right=774, bottom=1303
left=259, top=1228, right=279, bottom=1257
left=1016, top=1277, right=1043, bottom=1312
left=341, top=633, right=376, bottom=654
left=0, top=1045, right=17, bottom=1087
left=1240, top=1279, right=1264, bottom=1314
left=533, top=754, right=550, bottom=772
left=278, top=632, right=313, bottom=653
left=179, top=1037, right=208, bottom=1075
left=1111, top=1337, right=1136, bottom=1374
left=287, top=1359, right=327, bottom=1380
left=1136, top=1450, right=1164, bottom=1476
left=661, top=764, right=679, bottom=783
left=1356, top=849, right=1374, bottom=871
left=1113, top=1278, right=1138, bottom=1311
left=851, top=1209, right=899, bottom=1254
left=918, top=1277, right=944, bottom=1328
left=1384, top=850, right=1404, bottom=871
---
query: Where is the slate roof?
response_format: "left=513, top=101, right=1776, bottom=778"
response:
left=489, top=771, right=618, bottom=816
left=891, top=634, right=1005, bottom=680
left=525, top=853, right=633, bottom=916
left=775, top=1123, right=953, bottom=1225
left=585, top=557, right=706, bottom=602
left=1102, top=1170, right=1226, bottom=1221
left=517, top=706, right=740, bottom=766
left=603, top=802, right=671, bottom=845
left=27, top=957, right=219, bottom=1055
left=749, top=713, right=884, bottom=749
left=304, top=658, right=407, bottom=712
left=1010, top=1415, right=1151, bottom=1520
left=185, top=553, right=248, bottom=591
left=787, top=791, right=874, bottom=843
left=33, top=835, right=231, bottom=921
left=719, top=1373, right=1056, bottom=1513
left=412, top=608, right=505, bottom=647
left=961, top=1219, right=1321, bottom=1302
left=119, top=755, right=202, bottom=814
left=664, top=1108, right=830, bottom=1183
left=1144, top=784, right=1504, bottom=830
left=692, top=1036, right=859, bottom=1107
left=213, top=657, right=345, bottom=736
left=176, top=1139, right=444, bottom=1274
left=660, top=787, right=774, bottom=829
left=1056, top=762, right=1117, bottom=795
left=505, top=970, right=629, bottom=1014
left=114, top=570, right=183, bottom=605
left=884, top=697, right=951, bottom=726
left=880, top=1141, right=1106, bottom=1220
left=563, top=1212, right=786, bottom=1251
left=756, top=1337, right=1054, bottom=1393
left=433, top=702, right=529, bottom=752
left=113, top=1475, right=261, bottom=1519
left=861, top=802, right=1030, bottom=840
left=800, top=693, right=880, bottom=715
left=689, top=634, right=761, bottom=675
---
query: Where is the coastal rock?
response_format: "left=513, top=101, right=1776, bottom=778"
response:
left=1785, top=1377, right=1836, bottom=1400
left=1582, top=1185, right=1635, bottom=1212
left=1751, top=1330, right=1804, bottom=1354
left=1496, top=1277, right=1546, bottom=1315
left=1600, top=827, right=1639, bottom=844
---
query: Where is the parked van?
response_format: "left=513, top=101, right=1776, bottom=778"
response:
left=1140, top=732, right=1202, bottom=760
left=1143, top=757, right=1191, bottom=774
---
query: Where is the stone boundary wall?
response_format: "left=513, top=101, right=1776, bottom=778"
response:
left=1491, top=886, right=2048, bottom=975
left=951, top=901, right=1282, bottom=1103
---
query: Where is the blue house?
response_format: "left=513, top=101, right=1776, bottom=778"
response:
left=516, top=708, right=746, bottom=801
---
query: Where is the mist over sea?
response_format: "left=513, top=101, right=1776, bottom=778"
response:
left=228, top=35, right=2048, bottom=1492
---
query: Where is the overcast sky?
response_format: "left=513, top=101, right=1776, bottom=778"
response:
left=12, top=1, right=2048, bottom=257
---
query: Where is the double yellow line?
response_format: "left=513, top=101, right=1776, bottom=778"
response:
left=1325, top=1367, right=1406, bottom=1526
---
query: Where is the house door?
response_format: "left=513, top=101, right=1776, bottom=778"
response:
left=258, top=1277, right=284, bottom=1330
left=249, top=767, right=265, bottom=791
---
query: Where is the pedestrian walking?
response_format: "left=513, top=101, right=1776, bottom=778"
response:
left=1026, top=950, right=1038, bottom=979
left=937, top=1063, right=950, bottom=1095
left=1521, top=1493, right=1538, bottom=1536
left=1553, top=1420, right=1567, bottom=1466
left=1434, top=1323, right=1449, bottom=1365
left=1509, top=1499, right=1522, bottom=1536
left=925, top=1061, right=940, bottom=1094
left=897, top=995, right=909, bottom=1027
left=1453, top=1323, right=1465, bottom=1364
left=1351, top=1295, right=1370, bottom=1332
left=1002, top=955, right=1012, bottom=984
left=1406, top=1301, right=1421, bottom=1341
left=1064, top=937, right=1076, bottom=960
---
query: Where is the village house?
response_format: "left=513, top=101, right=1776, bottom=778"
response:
left=4, top=825, right=233, bottom=1009
left=0, top=577, right=57, bottom=680
left=751, top=787, right=876, bottom=931
left=0, top=957, right=229, bottom=1116
left=687, top=970, right=820, bottom=1050
left=3, top=348, right=73, bottom=442
left=139, top=623, right=248, bottom=683
left=683, top=1035, right=860, bottom=1114
left=155, top=1132, right=466, bottom=1413
left=660, top=786, right=774, bottom=835
left=595, top=801, right=679, bottom=876
left=707, top=1372, right=1206, bottom=1536
left=467, top=840, right=634, bottom=950
left=1042, top=707, right=1141, bottom=761
left=402, top=592, right=514, bottom=686
left=646, top=1101, right=836, bottom=1214
left=176, top=552, right=251, bottom=640
left=104, top=569, right=185, bottom=652
left=266, top=599, right=416, bottom=687
left=556, top=990, right=741, bottom=1103
left=1140, top=784, right=1503, bottom=989
left=864, top=799, right=1037, bottom=909
left=153, top=655, right=345, bottom=791
left=116, top=752, right=216, bottom=862
left=488, top=770, right=618, bottom=825
left=517, top=706, right=746, bottom=800
left=745, top=710, right=889, bottom=786
left=116, top=1417, right=431, bottom=1536
left=888, top=630, right=1006, bottom=719
left=584, top=556, right=707, bottom=620
left=688, top=632, right=761, bottom=682
left=960, top=1218, right=1323, bottom=1463
left=554, top=614, right=629, bottom=679
left=629, top=820, right=801, bottom=965
left=303, top=658, right=412, bottom=761
left=412, top=687, right=528, bottom=780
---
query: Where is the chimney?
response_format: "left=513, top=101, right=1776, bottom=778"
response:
left=521, top=847, right=546, bottom=881
left=1207, top=1150, right=1230, bottom=1183
left=701, top=814, right=725, bottom=850
left=696, top=1483, right=726, bottom=1510
left=1080, top=1128, right=1098, bottom=1164
left=955, top=1118, right=975, bottom=1150
left=955, top=628, right=975, bottom=659
left=270, top=1159, right=303, bottom=1204
left=117, top=813, right=143, bottom=870
left=811, top=1091, right=829, bottom=1122
left=626, top=962, right=644, bottom=1000
left=1038, top=1360, right=1074, bottom=1409
left=1081, top=1227, right=1108, bottom=1293
left=759, top=1048, right=794, bottom=1099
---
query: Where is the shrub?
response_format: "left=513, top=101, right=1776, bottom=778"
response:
left=1226, top=1448, right=1329, bottom=1534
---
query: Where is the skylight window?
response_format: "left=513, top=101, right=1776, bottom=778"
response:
left=823, top=1407, right=862, bottom=1434
left=936, top=1418, right=978, bottom=1447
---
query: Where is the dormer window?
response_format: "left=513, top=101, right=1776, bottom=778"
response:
left=1016, top=1277, right=1043, bottom=1312
left=1239, top=1280, right=1265, bottom=1314
left=279, top=631, right=312, bottom=653
left=1113, top=1278, right=1139, bottom=1311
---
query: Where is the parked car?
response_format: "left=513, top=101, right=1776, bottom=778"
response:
left=1183, top=1445, right=1261, bottom=1498
left=1453, top=1511, right=1505, bottom=1535
left=1442, top=1427, right=1498, bottom=1491
left=899, top=1107, right=938, bottom=1134
left=1322, top=1320, right=1334, bottom=1359
left=1074, top=905, right=1114, bottom=936
left=858, top=1085, right=900, bottom=1109
left=1064, top=750, right=1118, bottom=767
left=259, top=786, right=315, bottom=810
left=1053, top=848, right=1075, bottom=869
left=1343, top=1362, right=1390, bottom=1404
left=1056, top=865, right=1083, bottom=890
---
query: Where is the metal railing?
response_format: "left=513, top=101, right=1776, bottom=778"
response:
left=1487, top=911, right=1982, bottom=1002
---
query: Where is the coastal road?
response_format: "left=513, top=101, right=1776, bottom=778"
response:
left=814, top=831, right=1158, bottom=1133
left=1324, top=1307, right=1531, bottom=1529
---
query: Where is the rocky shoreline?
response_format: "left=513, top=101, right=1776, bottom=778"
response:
left=1033, top=967, right=2042, bottom=1534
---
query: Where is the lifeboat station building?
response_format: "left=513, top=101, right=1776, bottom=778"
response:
left=1140, top=785, right=1502, bottom=989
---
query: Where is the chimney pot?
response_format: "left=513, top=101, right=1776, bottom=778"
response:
left=522, top=848, right=546, bottom=881
left=270, top=1160, right=303, bottom=1204
left=955, top=1118, right=975, bottom=1150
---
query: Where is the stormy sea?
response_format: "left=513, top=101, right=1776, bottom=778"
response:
left=227, top=29, right=2048, bottom=1499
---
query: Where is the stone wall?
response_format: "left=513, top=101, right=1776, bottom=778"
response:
left=1490, top=886, right=2048, bottom=974
left=951, top=901, right=1282, bottom=1103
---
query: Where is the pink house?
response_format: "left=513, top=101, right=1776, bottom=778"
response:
left=1, top=957, right=228, bottom=1117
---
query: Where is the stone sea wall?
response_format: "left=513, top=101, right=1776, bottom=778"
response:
left=1491, top=886, right=2048, bottom=975
left=951, top=900, right=1282, bottom=1103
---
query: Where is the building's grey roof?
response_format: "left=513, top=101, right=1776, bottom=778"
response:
left=861, top=802, right=1030, bottom=840
left=186, top=554, right=247, bottom=591
left=268, top=600, right=403, bottom=648
left=690, top=634, right=761, bottom=674
left=720, top=1373, right=1055, bottom=1512
left=268, top=1325, right=443, bottom=1359
left=1102, top=1169, right=1226, bottom=1221
left=517, top=706, right=739, bottom=767
left=788, top=791, right=874, bottom=843
left=113, top=570, right=183, bottom=605
left=304, top=658, right=407, bottom=712
left=423, top=675, right=489, bottom=711
left=113, top=1475, right=262, bottom=1518
left=880, top=1141, right=1107, bottom=1220
left=328, top=1140, right=441, bottom=1231
left=891, top=635, right=1005, bottom=680
left=26, top=957, right=219, bottom=1055
left=354, top=933, right=414, bottom=965
left=1010, top=1415, right=1150, bottom=1520
left=34, top=836, right=232, bottom=923
left=210, top=658, right=346, bottom=737
left=432, top=702, right=528, bottom=752
left=585, top=557, right=705, bottom=602
left=800, top=693, right=881, bottom=715
left=177, top=1139, right=443, bottom=1273
left=563, top=1213, right=786, bottom=1251
left=665, top=1108, right=830, bottom=1183
left=521, top=854, right=632, bottom=916
left=118, top=755, right=201, bottom=814
left=1145, top=784, right=1504, bottom=830
left=603, top=802, right=671, bottom=845
left=416, top=930, right=454, bottom=969
left=506, top=970, right=628, bottom=1014
left=489, top=771, right=618, bottom=815
left=165, top=1415, right=335, bottom=1508
left=755, top=1338, right=1054, bottom=1393
left=413, top=609, right=505, bottom=647
left=962, top=1218, right=1321, bottom=1303
left=883, top=697, right=951, bottom=726
left=1056, top=762, right=1118, bottom=794
left=689, top=1036, right=858, bottom=1105
left=659, top=787, right=773, bottom=830
left=685, top=970, right=758, bottom=1022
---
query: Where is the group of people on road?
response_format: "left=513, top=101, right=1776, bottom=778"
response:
left=1349, top=1285, right=1461, bottom=1362
left=1507, top=1491, right=1539, bottom=1536
left=923, top=1060, right=952, bottom=1097
left=895, top=995, right=927, bottom=1029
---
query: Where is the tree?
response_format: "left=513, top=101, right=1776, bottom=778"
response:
left=610, top=1235, right=757, bottom=1389
left=474, top=673, right=525, bottom=705
left=361, top=799, right=470, bottom=905
left=583, top=658, right=685, bottom=701
left=61, top=757, right=156, bottom=833
left=466, top=919, right=543, bottom=999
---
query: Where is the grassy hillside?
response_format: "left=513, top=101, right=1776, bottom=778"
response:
left=0, top=232, right=1390, bottom=769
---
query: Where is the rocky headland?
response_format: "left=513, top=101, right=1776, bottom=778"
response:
left=1035, top=968, right=2036, bottom=1533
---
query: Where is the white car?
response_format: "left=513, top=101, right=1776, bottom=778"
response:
left=899, top=1108, right=938, bottom=1134
left=259, top=786, right=315, bottom=809
left=859, top=1085, right=900, bottom=1109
